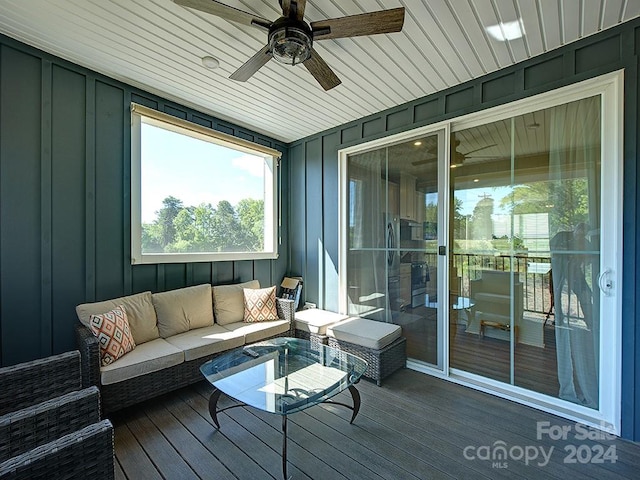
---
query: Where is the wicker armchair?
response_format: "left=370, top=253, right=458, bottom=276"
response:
left=0, top=352, right=114, bottom=479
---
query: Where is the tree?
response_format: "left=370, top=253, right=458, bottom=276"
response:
left=237, top=198, right=264, bottom=251
left=156, top=196, right=183, bottom=247
left=499, top=179, right=589, bottom=233
left=140, top=196, right=266, bottom=254
left=212, top=200, right=243, bottom=251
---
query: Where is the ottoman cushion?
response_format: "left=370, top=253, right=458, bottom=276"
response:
left=295, top=309, right=349, bottom=335
left=327, top=317, right=401, bottom=350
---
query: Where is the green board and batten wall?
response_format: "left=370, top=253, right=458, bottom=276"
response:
left=2, top=17, right=640, bottom=440
left=0, top=33, right=290, bottom=368
left=287, top=19, right=640, bottom=440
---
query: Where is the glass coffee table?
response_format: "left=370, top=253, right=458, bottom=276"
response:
left=200, top=337, right=368, bottom=479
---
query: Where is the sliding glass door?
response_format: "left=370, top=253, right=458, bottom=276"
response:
left=340, top=72, right=622, bottom=432
left=344, top=131, right=444, bottom=367
left=449, top=95, right=604, bottom=410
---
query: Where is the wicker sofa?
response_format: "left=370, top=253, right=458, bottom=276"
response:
left=76, top=281, right=294, bottom=414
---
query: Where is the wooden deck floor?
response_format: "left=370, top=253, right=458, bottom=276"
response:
left=110, top=369, right=640, bottom=479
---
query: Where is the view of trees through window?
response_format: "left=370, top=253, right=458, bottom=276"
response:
left=131, top=104, right=278, bottom=263
left=141, top=196, right=264, bottom=254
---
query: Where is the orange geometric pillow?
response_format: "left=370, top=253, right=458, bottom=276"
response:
left=89, top=305, right=136, bottom=366
left=243, top=286, right=278, bottom=323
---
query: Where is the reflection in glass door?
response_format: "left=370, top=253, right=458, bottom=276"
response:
left=449, top=95, right=602, bottom=410
left=345, top=132, right=442, bottom=367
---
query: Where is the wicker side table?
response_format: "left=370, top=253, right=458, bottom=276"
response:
left=326, top=317, right=406, bottom=386
left=328, top=336, right=406, bottom=386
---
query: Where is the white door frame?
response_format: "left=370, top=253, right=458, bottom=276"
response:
left=338, top=70, right=624, bottom=435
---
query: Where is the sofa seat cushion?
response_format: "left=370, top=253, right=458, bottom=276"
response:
left=223, top=319, right=290, bottom=344
left=76, top=291, right=159, bottom=345
left=99, top=338, right=183, bottom=386
left=165, top=325, right=245, bottom=362
left=294, top=309, right=349, bottom=335
left=212, top=280, right=260, bottom=325
left=327, top=318, right=402, bottom=350
left=153, top=284, right=214, bottom=338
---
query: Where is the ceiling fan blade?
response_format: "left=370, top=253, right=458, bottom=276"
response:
left=311, top=7, right=405, bottom=41
left=293, top=0, right=307, bottom=21
left=281, top=0, right=291, bottom=17
left=303, top=49, right=341, bottom=91
left=229, top=45, right=272, bottom=82
left=463, top=143, right=497, bottom=155
left=411, top=159, right=430, bottom=166
left=173, top=0, right=271, bottom=29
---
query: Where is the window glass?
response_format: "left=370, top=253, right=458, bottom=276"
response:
left=131, top=108, right=279, bottom=264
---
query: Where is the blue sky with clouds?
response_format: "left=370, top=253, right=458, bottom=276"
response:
left=140, top=123, right=265, bottom=223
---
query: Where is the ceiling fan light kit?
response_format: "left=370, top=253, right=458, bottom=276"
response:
left=269, top=19, right=313, bottom=65
left=173, top=0, right=405, bottom=91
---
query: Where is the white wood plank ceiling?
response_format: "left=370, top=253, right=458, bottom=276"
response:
left=0, top=0, right=637, bottom=143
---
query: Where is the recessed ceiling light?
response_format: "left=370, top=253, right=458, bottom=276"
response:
left=473, top=178, right=479, bottom=183
left=201, top=56, right=220, bottom=69
left=486, top=19, right=525, bottom=41
left=414, top=141, right=422, bottom=146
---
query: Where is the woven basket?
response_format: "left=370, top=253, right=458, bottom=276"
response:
left=327, top=336, right=407, bottom=386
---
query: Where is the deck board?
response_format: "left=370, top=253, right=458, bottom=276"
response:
left=110, top=369, right=640, bottom=479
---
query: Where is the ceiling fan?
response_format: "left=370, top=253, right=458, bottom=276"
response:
left=411, top=141, right=497, bottom=167
left=173, top=0, right=405, bottom=91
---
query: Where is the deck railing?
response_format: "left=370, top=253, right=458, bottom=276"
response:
left=436, top=253, right=554, bottom=317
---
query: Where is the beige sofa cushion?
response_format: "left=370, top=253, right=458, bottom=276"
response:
left=223, top=319, right=290, bottom=344
left=165, top=324, right=245, bottom=362
left=76, top=291, right=159, bottom=345
left=327, top=317, right=402, bottom=350
left=153, top=284, right=214, bottom=338
left=99, top=338, right=183, bottom=385
left=212, top=280, right=260, bottom=325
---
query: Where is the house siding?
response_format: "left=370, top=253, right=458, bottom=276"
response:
left=288, top=19, right=640, bottom=440
left=0, top=34, right=289, bottom=367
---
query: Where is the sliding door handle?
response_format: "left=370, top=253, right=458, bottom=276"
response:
left=598, top=268, right=612, bottom=296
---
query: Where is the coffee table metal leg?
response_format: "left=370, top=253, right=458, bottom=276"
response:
left=322, top=384, right=362, bottom=424
left=282, top=415, right=288, bottom=480
left=209, top=388, right=223, bottom=429
left=348, top=385, right=361, bottom=424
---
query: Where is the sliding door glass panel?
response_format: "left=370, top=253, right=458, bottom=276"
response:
left=347, top=150, right=389, bottom=322
left=449, top=121, right=514, bottom=383
left=346, top=133, right=441, bottom=366
left=449, top=96, right=601, bottom=410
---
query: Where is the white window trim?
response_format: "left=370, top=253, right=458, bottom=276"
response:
left=130, top=104, right=281, bottom=264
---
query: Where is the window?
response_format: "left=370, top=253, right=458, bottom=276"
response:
left=130, top=104, right=281, bottom=264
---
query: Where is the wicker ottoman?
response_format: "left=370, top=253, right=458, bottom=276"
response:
left=294, top=309, right=349, bottom=348
left=327, top=318, right=406, bottom=386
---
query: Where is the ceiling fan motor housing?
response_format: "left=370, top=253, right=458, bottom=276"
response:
left=268, top=17, right=313, bottom=65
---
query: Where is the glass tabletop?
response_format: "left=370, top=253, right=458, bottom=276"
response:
left=200, top=337, right=368, bottom=415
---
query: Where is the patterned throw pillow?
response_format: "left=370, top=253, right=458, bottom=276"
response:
left=243, top=286, right=278, bottom=323
left=89, top=305, right=136, bottom=367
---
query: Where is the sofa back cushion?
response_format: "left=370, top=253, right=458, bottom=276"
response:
left=152, top=284, right=214, bottom=338
left=76, top=291, right=159, bottom=345
left=212, top=280, right=260, bottom=325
